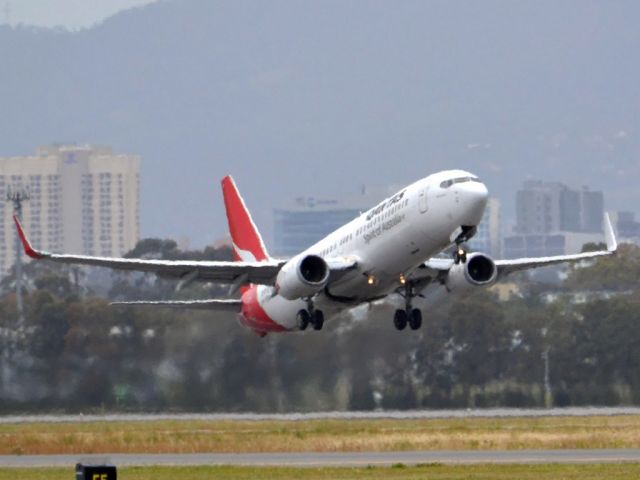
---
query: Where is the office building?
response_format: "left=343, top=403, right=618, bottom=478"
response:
left=505, top=180, right=605, bottom=258
left=273, top=187, right=398, bottom=257
left=467, top=197, right=501, bottom=257
left=515, top=180, right=603, bottom=234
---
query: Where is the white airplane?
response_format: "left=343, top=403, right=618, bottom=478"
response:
left=14, top=170, right=617, bottom=336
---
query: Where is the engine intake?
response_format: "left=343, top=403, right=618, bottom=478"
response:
left=446, top=252, right=497, bottom=292
left=276, top=254, right=330, bottom=300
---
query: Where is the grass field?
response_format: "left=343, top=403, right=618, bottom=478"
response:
left=2, top=464, right=640, bottom=480
left=2, top=415, right=640, bottom=455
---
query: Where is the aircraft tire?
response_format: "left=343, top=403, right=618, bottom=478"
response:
left=409, top=308, right=422, bottom=330
left=312, top=310, right=324, bottom=331
left=297, top=309, right=310, bottom=330
left=394, top=309, right=408, bottom=330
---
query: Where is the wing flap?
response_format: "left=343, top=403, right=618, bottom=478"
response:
left=110, top=299, right=242, bottom=312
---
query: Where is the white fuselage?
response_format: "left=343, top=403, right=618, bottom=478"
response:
left=253, top=170, right=488, bottom=330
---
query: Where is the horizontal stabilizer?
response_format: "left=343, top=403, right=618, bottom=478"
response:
left=110, top=299, right=242, bottom=312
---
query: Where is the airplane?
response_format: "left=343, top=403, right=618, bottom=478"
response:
left=13, top=170, right=617, bottom=336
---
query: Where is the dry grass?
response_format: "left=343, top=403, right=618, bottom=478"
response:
left=3, top=464, right=640, bottom=480
left=1, top=415, right=640, bottom=455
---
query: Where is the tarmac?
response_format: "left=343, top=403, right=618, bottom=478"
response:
left=2, top=449, right=640, bottom=467
left=2, top=406, right=640, bottom=424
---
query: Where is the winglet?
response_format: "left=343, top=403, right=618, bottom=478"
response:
left=604, top=213, right=617, bottom=253
left=13, top=215, right=45, bottom=259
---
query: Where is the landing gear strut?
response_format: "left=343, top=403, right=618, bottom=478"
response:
left=297, top=298, right=324, bottom=331
left=394, top=281, right=423, bottom=331
left=452, top=226, right=475, bottom=265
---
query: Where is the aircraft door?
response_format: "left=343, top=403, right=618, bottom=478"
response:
left=419, top=186, right=428, bottom=213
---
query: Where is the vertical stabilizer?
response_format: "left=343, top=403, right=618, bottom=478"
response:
left=221, top=176, right=270, bottom=262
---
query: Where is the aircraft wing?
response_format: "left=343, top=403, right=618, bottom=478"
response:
left=110, top=299, right=242, bottom=311
left=413, top=213, right=617, bottom=280
left=494, top=213, right=617, bottom=277
left=13, top=216, right=284, bottom=286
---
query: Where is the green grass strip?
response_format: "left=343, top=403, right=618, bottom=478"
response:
left=2, top=464, right=640, bottom=480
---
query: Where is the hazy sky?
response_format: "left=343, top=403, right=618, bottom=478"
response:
left=3, top=0, right=639, bottom=247
left=4, top=0, right=157, bottom=29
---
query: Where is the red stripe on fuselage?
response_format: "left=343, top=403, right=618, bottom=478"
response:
left=240, top=285, right=287, bottom=334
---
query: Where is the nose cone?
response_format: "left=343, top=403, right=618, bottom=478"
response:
left=458, top=181, right=488, bottom=226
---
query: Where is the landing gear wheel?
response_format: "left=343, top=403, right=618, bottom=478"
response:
left=296, top=310, right=310, bottom=331
left=409, top=308, right=422, bottom=330
left=312, top=310, right=325, bottom=331
left=394, top=309, right=408, bottom=330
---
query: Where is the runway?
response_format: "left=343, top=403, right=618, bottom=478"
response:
left=2, top=406, right=640, bottom=424
left=2, top=449, right=640, bottom=467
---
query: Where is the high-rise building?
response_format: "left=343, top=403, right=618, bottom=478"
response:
left=505, top=180, right=605, bottom=259
left=467, top=197, right=501, bottom=257
left=580, top=188, right=605, bottom=233
left=0, top=145, right=140, bottom=272
left=515, top=180, right=604, bottom=234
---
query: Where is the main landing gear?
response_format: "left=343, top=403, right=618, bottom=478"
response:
left=393, top=308, right=422, bottom=331
left=297, top=299, right=324, bottom=331
left=393, top=281, right=423, bottom=331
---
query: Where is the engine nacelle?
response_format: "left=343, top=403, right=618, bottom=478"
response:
left=446, top=252, right=498, bottom=293
left=275, top=254, right=330, bottom=300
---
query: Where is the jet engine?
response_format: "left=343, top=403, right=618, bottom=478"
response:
left=446, top=252, right=498, bottom=292
left=275, top=254, right=330, bottom=300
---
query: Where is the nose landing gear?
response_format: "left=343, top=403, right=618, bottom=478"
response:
left=452, top=225, right=476, bottom=264
left=454, top=246, right=467, bottom=264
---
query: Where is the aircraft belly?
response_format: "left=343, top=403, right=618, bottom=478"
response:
left=325, top=220, right=445, bottom=301
left=258, top=288, right=305, bottom=330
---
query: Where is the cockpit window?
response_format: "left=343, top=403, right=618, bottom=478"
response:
left=440, top=176, right=481, bottom=188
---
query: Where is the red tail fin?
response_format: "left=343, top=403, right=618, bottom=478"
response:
left=221, top=176, right=270, bottom=262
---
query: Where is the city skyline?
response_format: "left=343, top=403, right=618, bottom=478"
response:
left=0, top=143, right=625, bottom=262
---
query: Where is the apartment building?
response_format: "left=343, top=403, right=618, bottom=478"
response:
left=0, top=145, right=140, bottom=272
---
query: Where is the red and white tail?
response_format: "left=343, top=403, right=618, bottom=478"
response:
left=221, top=176, right=270, bottom=262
